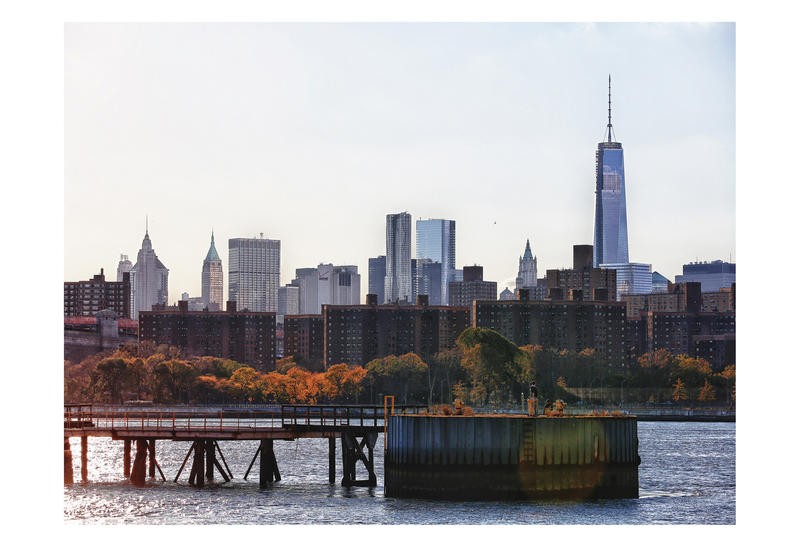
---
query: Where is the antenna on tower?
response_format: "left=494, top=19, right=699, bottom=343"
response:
left=607, top=74, right=614, bottom=143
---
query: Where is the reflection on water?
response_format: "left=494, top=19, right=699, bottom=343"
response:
left=64, top=421, right=735, bottom=525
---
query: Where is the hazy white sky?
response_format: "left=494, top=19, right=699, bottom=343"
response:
left=64, top=22, right=735, bottom=301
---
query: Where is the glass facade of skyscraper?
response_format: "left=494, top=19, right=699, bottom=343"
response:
left=385, top=212, right=412, bottom=303
left=594, top=142, right=629, bottom=267
left=415, top=218, right=456, bottom=305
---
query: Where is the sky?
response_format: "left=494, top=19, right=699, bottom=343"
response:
left=64, top=22, right=735, bottom=301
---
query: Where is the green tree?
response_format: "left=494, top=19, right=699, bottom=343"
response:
left=152, top=359, right=196, bottom=403
left=457, top=327, right=524, bottom=406
left=94, top=357, right=132, bottom=403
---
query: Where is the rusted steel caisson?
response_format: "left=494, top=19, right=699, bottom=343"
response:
left=384, top=415, right=640, bottom=500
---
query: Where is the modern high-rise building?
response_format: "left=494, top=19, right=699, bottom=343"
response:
left=368, top=256, right=386, bottom=305
left=415, top=218, right=456, bottom=305
left=515, top=239, right=538, bottom=290
left=384, top=212, right=412, bottom=303
left=228, top=235, right=280, bottom=313
left=129, top=227, right=169, bottom=319
left=201, top=232, right=223, bottom=311
left=593, top=76, right=629, bottom=268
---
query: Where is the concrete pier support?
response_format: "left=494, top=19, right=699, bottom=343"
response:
left=64, top=437, right=73, bottom=485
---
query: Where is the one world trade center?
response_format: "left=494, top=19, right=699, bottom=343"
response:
left=593, top=75, right=629, bottom=267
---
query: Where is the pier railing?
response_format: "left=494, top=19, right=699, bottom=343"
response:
left=64, top=404, right=428, bottom=433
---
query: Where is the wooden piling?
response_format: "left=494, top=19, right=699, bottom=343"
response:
left=148, top=439, right=156, bottom=478
left=258, top=439, right=280, bottom=488
left=191, top=441, right=205, bottom=488
left=205, top=440, right=215, bottom=481
left=328, top=436, right=336, bottom=484
left=80, top=436, right=88, bottom=482
left=130, top=439, right=147, bottom=486
left=123, top=439, right=131, bottom=478
left=64, top=437, right=73, bottom=485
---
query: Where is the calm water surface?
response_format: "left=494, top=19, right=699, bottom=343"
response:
left=64, top=421, right=735, bottom=525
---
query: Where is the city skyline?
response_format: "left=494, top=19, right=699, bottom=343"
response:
left=64, top=23, right=735, bottom=303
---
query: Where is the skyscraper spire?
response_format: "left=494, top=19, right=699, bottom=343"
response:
left=607, top=74, right=614, bottom=143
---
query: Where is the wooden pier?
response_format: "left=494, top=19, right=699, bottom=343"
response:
left=64, top=402, right=424, bottom=489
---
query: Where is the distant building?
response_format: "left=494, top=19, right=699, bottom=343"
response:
left=116, top=254, right=133, bottom=282
left=675, top=260, right=736, bottom=292
left=64, top=268, right=130, bottom=318
left=499, top=287, right=515, bottom=301
left=201, top=232, right=223, bottom=311
left=228, top=235, right=280, bottom=312
left=515, top=239, right=538, bottom=290
left=473, top=292, right=626, bottom=368
left=415, top=218, right=456, bottom=305
left=651, top=271, right=670, bottom=293
left=622, top=282, right=735, bottom=319
left=130, top=228, right=169, bottom=319
left=415, top=259, right=442, bottom=305
left=600, top=262, right=652, bottom=299
left=384, top=212, right=412, bottom=303
left=323, top=294, right=470, bottom=367
left=448, top=265, right=497, bottom=308
left=138, top=300, right=276, bottom=371
left=278, top=285, right=300, bottom=320
left=368, top=256, right=386, bottom=305
left=646, top=310, right=735, bottom=371
left=292, top=264, right=361, bottom=315
left=546, top=245, right=616, bottom=302
left=64, top=309, right=138, bottom=363
left=283, top=314, right=325, bottom=371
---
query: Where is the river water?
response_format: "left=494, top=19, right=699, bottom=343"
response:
left=63, top=421, right=734, bottom=526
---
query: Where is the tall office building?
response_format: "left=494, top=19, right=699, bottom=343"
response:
left=129, top=227, right=169, bottom=319
left=415, top=218, right=456, bottom=305
left=515, top=239, right=538, bottom=290
left=228, top=235, right=280, bottom=312
left=368, top=256, right=386, bottom=305
left=384, top=212, right=412, bottom=303
left=116, top=254, right=133, bottom=282
left=593, top=76, right=629, bottom=267
left=291, top=264, right=360, bottom=314
left=201, top=232, right=223, bottom=311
